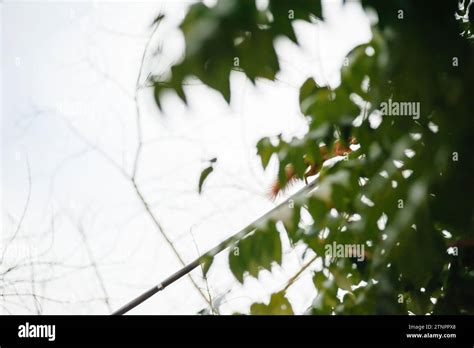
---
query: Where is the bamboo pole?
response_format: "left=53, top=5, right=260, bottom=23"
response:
left=112, top=177, right=320, bottom=315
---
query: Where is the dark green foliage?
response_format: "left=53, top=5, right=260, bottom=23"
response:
left=152, top=0, right=321, bottom=106
left=153, top=0, right=474, bottom=314
left=229, top=221, right=282, bottom=283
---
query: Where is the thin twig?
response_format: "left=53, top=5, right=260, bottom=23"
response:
left=1, top=154, right=32, bottom=263
left=190, top=230, right=217, bottom=314
left=112, top=174, right=321, bottom=315
left=76, top=221, right=112, bottom=313
left=128, top=16, right=211, bottom=306
left=282, top=254, right=319, bottom=293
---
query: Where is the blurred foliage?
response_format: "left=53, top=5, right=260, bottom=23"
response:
left=152, top=0, right=474, bottom=314
left=250, top=292, right=294, bottom=315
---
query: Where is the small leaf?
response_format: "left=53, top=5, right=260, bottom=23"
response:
left=228, top=224, right=283, bottom=283
left=229, top=244, right=245, bottom=283
left=198, top=166, right=214, bottom=194
left=153, top=84, right=163, bottom=111
left=256, top=138, right=275, bottom=169
left=299, top=77, right=319, bottom=105
left=152, top=13, right=165, bottom=25
left=250, top=292, right=294, bottom=315
left=201, top=254, right=214, bottom=277
left=197, top=308, right=210, bottom=315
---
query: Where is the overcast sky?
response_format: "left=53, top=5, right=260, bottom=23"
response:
left=1, top=0, right=371, bottom=314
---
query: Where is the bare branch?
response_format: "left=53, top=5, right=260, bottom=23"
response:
left=1, top=153, right=32, bottom=263
left=75, top=220, right=113, bottom=313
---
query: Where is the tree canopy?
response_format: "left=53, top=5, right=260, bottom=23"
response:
left=151, top=0, right=474, bottom=314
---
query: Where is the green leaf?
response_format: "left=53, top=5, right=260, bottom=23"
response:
left=150, top=0, right=474, bottom=315
left=312, top=271, right=327, bottom=289
left=330, top=267, right=353, bottom=292
left=308, top=197, right=328, bottom=223
left=201, top=254, right=214, bottom=277
left=392, top=225, right=446, bottom=289
left=299, top=78, right=322, bottom=115
left=256, top=138, right=275, bottom=169
left=250, top=292, right=294, bottom=315
left=153, top=83, right=163, bottom=111
left=228, top=223, right=282, bottom=283
left=269, top=0, right=323, bottom=22
left=198, top=165, right=214, bottom=194
left=229, top=245, right=245, bottom=283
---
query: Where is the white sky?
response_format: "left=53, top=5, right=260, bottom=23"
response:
left=1, top=0, right=371, bottom=314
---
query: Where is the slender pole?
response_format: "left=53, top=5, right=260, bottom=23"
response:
left=112, top=177, right=320, bottom=315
